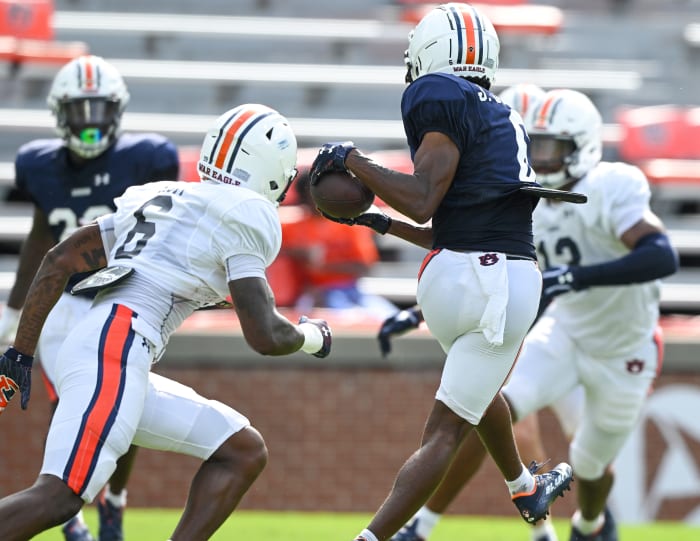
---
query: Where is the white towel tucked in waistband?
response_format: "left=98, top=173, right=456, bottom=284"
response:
left=469, top=252, right=509, bottom=346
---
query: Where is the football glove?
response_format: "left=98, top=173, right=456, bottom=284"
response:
left=298, top=316, right=332, bottom=358
left=320, top=204, right=392, bottom=235
left=0, top=346, right=34, bottom=414
left=540, top=265, right=583, bottom=306
left=310, top=141, right=356, bottom=186
left=378, top=307, right=422, bottom=357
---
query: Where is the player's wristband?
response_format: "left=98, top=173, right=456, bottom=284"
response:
left=4, top=346, right=34, bottom=367
left=299, top=322, right=323, bottom=354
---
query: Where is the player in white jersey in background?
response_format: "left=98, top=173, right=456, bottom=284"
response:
left=388, top=88, right=679, bottom=541
left=384, top=82, right=583, bottom=541
left=0, top=104, right=332, bottom=541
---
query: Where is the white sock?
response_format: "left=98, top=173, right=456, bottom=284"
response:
left=413, top=506, right=442, bottom=539
left=572, top=509, right=605, bottom=535
left=104, top=484, right=127, bottom=507
left=356, top=529, right=379, bottom=541
left=64, top=509, right=86, bottom=527
left=506, top=463, right=536, bottom=496
left=531, top=520, right=558, bottom=541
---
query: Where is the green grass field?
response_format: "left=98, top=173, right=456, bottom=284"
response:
left=32, top=509, right=700, bottom=540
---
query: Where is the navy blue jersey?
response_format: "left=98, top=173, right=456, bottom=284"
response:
left=401, top=73, right=537, bottom=258
left=15, top=132, right=179, bottom=292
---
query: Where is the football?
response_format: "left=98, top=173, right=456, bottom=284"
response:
left=310, top=170, right=375, bottom=219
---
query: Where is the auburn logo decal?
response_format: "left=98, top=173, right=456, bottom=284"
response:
left=479, top=253, right=500, bottom=266
left=626, top=359, right=644, bottom=374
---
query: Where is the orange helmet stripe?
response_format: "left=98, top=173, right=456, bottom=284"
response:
left=457, top=5, right=477, bottom=65
left=214, top=108, right=257, bottom=170
left=535, top=94, right=559, bottom=129
left=80, top=56, right=97, bottom=92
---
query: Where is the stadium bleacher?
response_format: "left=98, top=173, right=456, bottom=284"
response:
left=0, top=0, right=88, bottom=70
left=2, top=1, right=700, bottom=315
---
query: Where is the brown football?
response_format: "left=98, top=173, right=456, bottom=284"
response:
left=310, top=170, right=375, bottom=219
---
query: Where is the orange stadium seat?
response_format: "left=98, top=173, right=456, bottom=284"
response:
left=265, top=253, right=306, bottom=308
left=0, top=0, right=88, bottom=67
left=616, top=105, right=700, bottom=162
left=617, top=106, right=700, bottom=199
left=177, top=145, right=201, bottom=182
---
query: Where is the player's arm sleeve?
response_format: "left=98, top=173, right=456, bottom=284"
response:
left=575, top=232, right=678, bottom=287
left=575, top=167, right=678, bottom=287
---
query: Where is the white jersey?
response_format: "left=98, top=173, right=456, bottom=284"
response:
left=96, top=180, right=281, bottom=352
left=534, top=161, right=661, bottom=359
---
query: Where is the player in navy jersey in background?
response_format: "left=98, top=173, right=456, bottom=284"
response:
left=308, top=5, right=573, bottom=541
left=0, top=55, right=179, bottom=541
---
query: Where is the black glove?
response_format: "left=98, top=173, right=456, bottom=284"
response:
left=378, top=307, right=422, bottom=357
left=298, top=316, right=332, bottom=358
left=320, top=204, right=392, bottom=235
left=0, top=346, right=34, bottom=413
left=540, top=265, right=583, bottom=307
left=309, top=141, right=356, bottom=185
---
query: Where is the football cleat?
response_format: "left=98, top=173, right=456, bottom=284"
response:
left=513, top=461, right=574, bottom=524
left=97, top=493, right=124, bottom=541
left=390, top=518, right=425, bottom=541
left=62, top=515, right=95, bottom=541
left=569, top=506, right=618, bottom=541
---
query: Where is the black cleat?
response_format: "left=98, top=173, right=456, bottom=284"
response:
left=513, top=461, right=574, bottom=524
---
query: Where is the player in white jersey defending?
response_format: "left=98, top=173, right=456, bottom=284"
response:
left=0, top=104, right=332, bottom=541
left=386, top=88, right=679, bottom=541
left=385, top=82, right=588, bottom=541
left=0, top=55, right=181, bottom=541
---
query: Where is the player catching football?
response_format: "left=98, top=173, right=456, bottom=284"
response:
left=309, top=4, right=575, bottom=541
left=0, top=104, right=332, bottom=541
left=346, top=88, right=680, bottom=541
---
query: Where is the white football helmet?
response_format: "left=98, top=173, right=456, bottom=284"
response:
left=47, top=55, right=130, bottom=159
left=404, top=2, right=500, bottom=87
left=526, top=89, right=603, bottom=188
left=198, top=104, right=298, bottom=205
left=498, top=83, right=546, bottom=118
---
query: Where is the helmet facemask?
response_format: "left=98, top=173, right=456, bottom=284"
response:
left=56, top=97, right=123, bottom=159
left=526, top=89, right=603, bottom=189
left=528, top=134, right=577, bottom=188
left=47, top=55, right=130, bottom=160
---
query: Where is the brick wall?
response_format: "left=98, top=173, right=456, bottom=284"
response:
left=1, top=366, right=698, bottom=521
